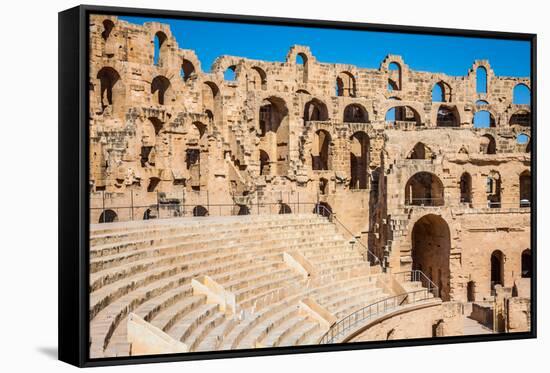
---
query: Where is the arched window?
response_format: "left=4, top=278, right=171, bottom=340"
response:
left=99, top=209, right=118, bottom=223
left=436, top=106, right=459, bottom=127
left=97, top=67, right=122, bottom=114
left=181, top=59, right=195, bottom=82
left=480, top=134, right=497, bottom=154
left=343, top=104, right=368, bottom=123
left=388, top=62, right=401, bottom=91
left=101, top=20, right=116, bottom=57
left=490, top=250, right=504, bottom=289
left=386, top=106, right=421, bottom=126
left=153, top=32, right=167, bottom=66
left=476, top=100, right=489, bottom=106
left=336, top=72, right=356, bottom=97
left=349, top=132, right=369, bottom=190
left=193, top=205, right=208, bottom=217
left=432, top=82, right=452, bottom=102
left=304, top=99, right=328, bottom=122
left=405, top=172, right=445, bottom=206
left=224, top=66, right=236, bottom=81
left=476, top=66, right=487, bottom=94
left=460, top=172, right=472, bottom=203
left=473, top=110, right=496, bottom=128
left=513, top=84, right=531, bottom=105
left=407, top=142, right=431, bottom=160
left=279, top=204, right=292, bottom=214
left=259, top=149, right=270, bottom=176
left=486, top=171, right=501, bottom=208
left=519, top=170, right=531, bottom=207
left=510, top=110, right=530, bottom=126
left=296, top=53, right=308, bottom=83
left=311, top=130, right=331, bottom=170
left=521, top=249, right=532, bottom=278
left=249, top=67, right=267, bottom=90
left=151, top=76, right=172, bottom=105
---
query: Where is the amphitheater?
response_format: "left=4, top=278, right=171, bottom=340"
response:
left=88, top=15, right=533, bottom=358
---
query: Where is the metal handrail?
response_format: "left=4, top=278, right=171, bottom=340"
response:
left=313, top=204, right=382, bottom=268
left=393, top=270, right=440, bottom=298
left=318, top=284, right=438, bottom=344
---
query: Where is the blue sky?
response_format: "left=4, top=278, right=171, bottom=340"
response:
left=120, top=15, right=530, bottom=78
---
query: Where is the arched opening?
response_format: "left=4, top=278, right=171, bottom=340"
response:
left=490, top=250, right=504, bottom=289
left=101, top=19, right=115, bottom=40
left=349, top=132, right=369, bottom=189
left=517, top=133, right=530, bottom=153
left=343, top=104, right=368, bottom=123
left=476, top=100, right=489, bottom=106
left=407, top=142, right=431, bottom=160
left=486, top=171, right=502, bottom=208
left=460, top=172, right=472, bottom=204
left=296, top=53, right=308, bottom=83
left=319, top=177, right=329, bottom=195
left=151, top=76, right=172, bottom=105
left=181, top=59, right=195, bottom=81
left=101, top=20, right=116, bottom=57
left=405, top=172, right=444, bottom=206
left=143, top=208, right=157, bottom=220
left=521, top=249, right=532, bottom=278
left=147, top=177, right=161, bottom=192
left=249, top=67, right=267, bottom=90
left=236, top=205, right=250, bottom=215
left=480, top=134, right=497, bottom=154
left=473, top=110, right=496, bottom=128
left=385, top=106, right=421, bottom=126
left=259, top=149, right=270, bottom=176
left=336, top=71, right=356, bottom=97
left=519, top=170, right=531, bottom=207
left=97, top=67, right=123, bottom=114
left=510, top=110, right=530, bottom=127
left=388, top=62, right=401, bottom=91
left=432, top=81, right=452, bottom=102
left=436, top=106, right=459, bottom=127
left=99, top=209, right=118, bottom=223
left=304, top=99, right=329, bottom=122
left=193, top=205, right=208, bottom=217
left=224, top=65, right=236, bottom=81
left=313, top=202, right=332, bottom=217
left=476, top=66, right=487, bottom=94
left=258, top=97, right=289, bottom=175
left=411, top=214, right=451, bottom=301
left=467, top=281, right=476, bottom=302
left=153, top=31, right=167, bottom=66
left=148, top=117, right=163, bottom=136
left=202, top=82, right=219, bottom=115
left=312, top=130, right=331, bottom=170
left=513, top=84, right=531, bottom=105
left=279, top=204, right=292, bottom=214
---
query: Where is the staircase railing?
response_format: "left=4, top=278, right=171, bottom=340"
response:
left=394, top=270, right=440, bottom=298
left=313, top=204, right=382, bottom=269
left=319, top=271, right=439, bottom=345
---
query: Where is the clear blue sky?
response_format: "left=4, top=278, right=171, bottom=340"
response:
left=119, top=15, right=530, bottom=78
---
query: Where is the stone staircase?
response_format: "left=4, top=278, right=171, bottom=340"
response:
left=89, top=214, right=390, bottom=357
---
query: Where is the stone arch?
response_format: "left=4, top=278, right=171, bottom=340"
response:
left=258, top=96, right=289, bottom=175
left=99, top=209, right=118, bottom=223
left=101, top=19, right=116, bottom=57
left=517, top=132, right=530, bottom=153
left=490, top=250, right=504, bottom=289
left=181, top=59, right=196, bottom=81
left=311, top=129, right=332, bottom=170
left=486, top=170, right=502, bottom=208
left=519, top=170, right=531, bottom=207
left=153, top=31, right=168, bottom=67
left=151, top=75, right=173, bottom=105
left=432, top=81, right=452, bottom=102
left=510, top=110, right=530, bottom=126
left=405, top=172, right=444, bottom=206
left=387, top=62, right=402, bottom=91
left=193, top=205, right=208, bottom=217
left=407, top=142, right=432, bottom=160
left=336, top=71, right=356, bottom=97
left=304, top=98, right=329, bottom=122
left=521, top=249, right=532, bottom=278
left=460, top=172, right=472, bottom=203
left=279, top=203, right=292, bottom=214
left=513, top=83, right=531, bottom=105
left=224, top=65, right=237, bottom=81
left=476, top=66, right=487, bottom=94
left=480, top=134, right=496, bottom=154
left=248, top=66, right=267, bottom=90
left=343, top=104, right=369, bottom=123
left=349, top=131, right=370, bottom=189
left=474, top=110, right=496, bottom=128
left=436, top=105, right=460, bottom=127
left=411, top=214, right=451, bottom=301
left=295, top=52, right=309, bottom=83
left=385, top=105, right=421, bottom=126
left=97, top=67, right=124, bottom=115
left=259, top=149, right=270, bottom=176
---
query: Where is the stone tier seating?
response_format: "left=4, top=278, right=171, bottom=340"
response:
left=89, top=214, right=389, bottom=358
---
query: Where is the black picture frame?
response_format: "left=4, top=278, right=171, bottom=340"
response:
left=58, top=4, right=537, bottom=368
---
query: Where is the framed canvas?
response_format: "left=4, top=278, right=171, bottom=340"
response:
left=58, top=4, right=536, bottom=367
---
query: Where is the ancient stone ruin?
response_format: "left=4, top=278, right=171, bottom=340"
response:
left=88, top=15, right=532, bottom=357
